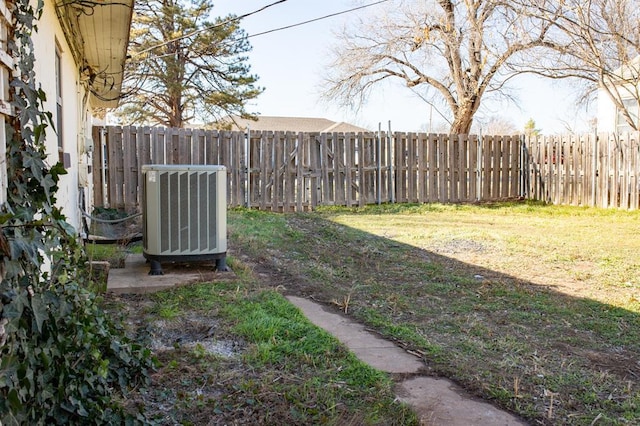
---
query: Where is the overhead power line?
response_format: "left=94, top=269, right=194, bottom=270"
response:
left=245, top=0, right=390, bottom=40
left=134, top=0, right=390, bottom=58
left=133, top=0, right=289, bottom=57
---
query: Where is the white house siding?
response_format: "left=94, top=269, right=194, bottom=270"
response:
left=0, top=0, right=11, bottom=207
left=30, top=0, right=94, bottom=232
left=596, top=57, right=640, bottom=134
left=596, top=86, right=617, bottom=133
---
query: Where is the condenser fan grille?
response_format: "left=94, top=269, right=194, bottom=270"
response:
left=143, top=165, right=226, bottom=257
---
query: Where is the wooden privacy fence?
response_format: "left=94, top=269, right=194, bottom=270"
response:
left=524, top=132, right=640, bottom=209
left=91, top=126, right=640, bottom=212
left=91, top=126, right=522, bottom=212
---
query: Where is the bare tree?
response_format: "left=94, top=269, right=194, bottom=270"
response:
left=117, top=0, right=263, bottom=128
left=513, top=0, right=640, bottom=130
left=323, top=0, right=557, bottom=134
left=475, top=115, right=518, bottom=135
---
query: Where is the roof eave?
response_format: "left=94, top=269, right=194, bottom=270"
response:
left=56, top=0, right=134, bottom=109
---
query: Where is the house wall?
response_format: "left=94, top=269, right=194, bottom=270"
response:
left=597, top=82, right=640, bottom=133
left=0, top=0, right=10, bottom=207
left=596, top=86, right=617, bottom=133
left=30, top=0, right=94, bottom=233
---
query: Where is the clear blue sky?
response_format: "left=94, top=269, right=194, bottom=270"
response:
left=213, top=0, right=593, bottom=134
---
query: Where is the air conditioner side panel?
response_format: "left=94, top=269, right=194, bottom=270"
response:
left=142, top=168, right=163, bottom=255
left=215, top=169, right=227, bottom=253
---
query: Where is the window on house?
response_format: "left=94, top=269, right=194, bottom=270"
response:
left=616, top=98, right=639, bottom=134
left=55, top=44, right=63, bottom=161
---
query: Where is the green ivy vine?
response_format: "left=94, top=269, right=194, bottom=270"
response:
left=0, top=0, right=152, bottom=424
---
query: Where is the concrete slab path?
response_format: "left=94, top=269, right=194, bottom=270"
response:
left=108, top=257, right=527, bottom=425
left=288, top=296, right=527, bottom=426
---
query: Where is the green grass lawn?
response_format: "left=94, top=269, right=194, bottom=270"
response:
left=227, top=201, right=640, bottom=425
left=109, top=258, right=417, bottom=424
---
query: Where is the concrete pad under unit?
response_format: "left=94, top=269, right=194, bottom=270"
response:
left=107, top=253, right=226, bottom=294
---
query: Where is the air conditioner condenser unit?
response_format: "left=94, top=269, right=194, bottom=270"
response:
left=142, top=164, right=227, bottom=275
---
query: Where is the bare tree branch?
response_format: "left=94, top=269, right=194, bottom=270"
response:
left=322, top=0, right=560, bottom=133
left=512, top=0, right=640, bottom=130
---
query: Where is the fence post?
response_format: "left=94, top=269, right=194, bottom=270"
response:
left=245, top=125, right=250, bottom=208
left=100, top=126, right=108, bottom=207
left=377, top=123, right=382, bottom=204
left=388, top=121, right=395, bottom=203
left=477, top=131, right=483, bottom=202
left=520, top=135, right=528, bottom=199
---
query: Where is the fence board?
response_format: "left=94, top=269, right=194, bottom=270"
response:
left=439, top=135, right=448, bottom=202
left=150, top=127, right=165, bottom=164
left=334, top=133, right=346, bottom=206
left=107, top=126, right=123, bottom=209
left=496, top=136, right=503, bottom=199
left=631, top=136, right=639, bottom=210
left=347, top=133, right=357, bottom=207
left=387, top=132, right=394, bottom=203
left=406, top=132, right=415, bottom=203
left=378, top=130, right=387, bottom=203
left=356, top=133, right=365, bottom=207
left=93, top=126, right=640, bottom=212
left=249, top=132, right=260, bottom=208
left=447, top=134, right=456, bottom=202
left=417, top=133, right=426, bottom=203
left=92, top=127, right=104, bottom=207
left=509, top=136, right=519, bottom=198
left=427, top=134, right=437, bottom=202
left=393, top=132, right=402, bottom=203
left=122, top=126, right=137, bottom=212
left=597, top=134, right=607, bottom=207
left=481, top=136, right=490, bottom=200
left=166, top=129, right=177, bottom=164
left=257, top=132, right=267, bottom=210
left=567, top=136, right=574, bottom=204
left=364, top=133, right=375, bottom=204
left=139, top=126, right=151, bottom=170
left=620, top=134, right=630, bottom=209
left=310, top=133, right=321, bottom=209
left=320, top=134, right=330, bottom=204
left=568, top=136, right=575, bottom=205
left=205, top=130, right=216, bottom=165
left=460, top=134, right=468, bottom=200
left=468, top=135, right=478, bottom=201
left=283, top=132, right=295, bottom=211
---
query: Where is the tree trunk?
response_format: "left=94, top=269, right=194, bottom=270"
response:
left=450, top=113, right=474, bottom=134
left=168, top=95, right=183, bottom=128
left=450, top=96, right=481, bottom=134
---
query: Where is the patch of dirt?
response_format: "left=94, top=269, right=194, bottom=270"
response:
left=429, top=238, right=488, bottom=255
left=148, top=315, right=241, bottom=356
left=108, top=293, right=244, bottom=349
left=552, top=342, right=640, bottom=381
left=105, top=293, right=248, bottom=423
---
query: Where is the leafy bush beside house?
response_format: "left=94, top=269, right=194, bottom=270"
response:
left=0, top=0, right=152, bottom=422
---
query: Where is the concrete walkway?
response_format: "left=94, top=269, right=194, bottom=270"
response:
left=107, top=256, right=527, bottom=425
left=287, top=296, right=527, bottom=426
